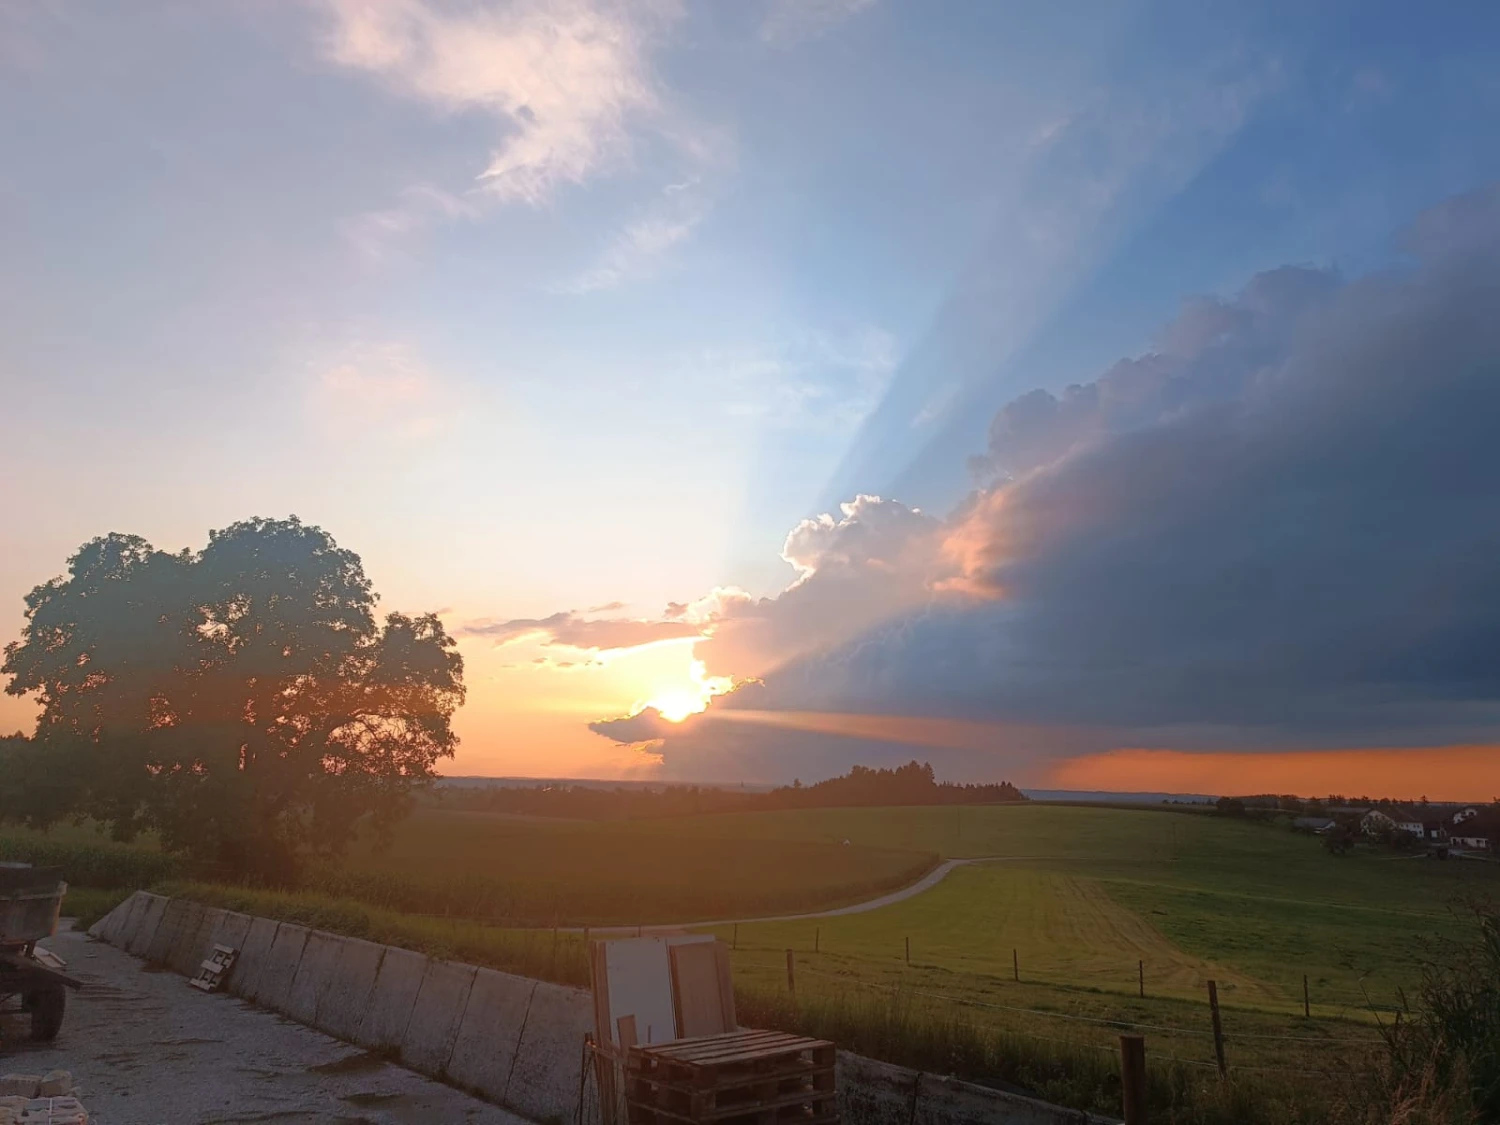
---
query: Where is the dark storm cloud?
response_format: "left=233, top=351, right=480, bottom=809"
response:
left=661, top=184, right=1500, bottom=761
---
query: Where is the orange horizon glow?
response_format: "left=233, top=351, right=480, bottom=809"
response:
left=1048, top=745, right=1500, bottom=803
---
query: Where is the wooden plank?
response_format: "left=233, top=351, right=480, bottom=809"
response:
left=671, top=941, right=732, bottom=1038
left=645, top=1031, right=791, bottom=1061
left=622, top=1061, right=833, bottom=1100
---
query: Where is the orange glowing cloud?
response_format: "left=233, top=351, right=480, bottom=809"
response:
left=1048, top=745, right=1500, bottom=802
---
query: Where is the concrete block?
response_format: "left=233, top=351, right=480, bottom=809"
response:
left=172, top=906, right=225, bottom=976
left=400, top=959, right=477, bottom=1078
left=111, top=890, right=151, bottom=953
left=314, top=936, right=386, bottom=1043
left=162, top=901, right=211, bottom=975
left=504, top=981, right=592, bottom=1123
left=123, top=893, right=169, bottom=958
left=207, top=909, right=254, bottom=954
left=99, top=890, right=144, bottom=944
left=254, top=923, right=310, bottom=1014
left=143, top=897, right=185, bottom=964
left=444, top=968, right=536, bottom=1102
left=230, top=916, right=283, bottom=1003
left=86, top=892, right=136, bottom=943
left=284, top=931, right=346, bottom=1025
left=355, top=946, right=429, bottom=1054
left=837, top=1052, right=1109, bottom=1125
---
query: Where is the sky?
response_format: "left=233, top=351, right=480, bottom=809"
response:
left=4, top=0, right=1500, bottom=798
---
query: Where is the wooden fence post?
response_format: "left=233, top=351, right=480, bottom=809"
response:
left=1207, top=980, right=1227, bottom=1077
left=815, top=927, right=820, bottom=954
left=1013, top=948, right=1020, bottom=983
left=1139, top=960, right=1145, bottom=999
left=1303, top=974, right=1310, bottom=1019
left=1120, top=1035, right=1148, bottom=1125
left=786, top=949, right=796, bottom=995
left=732, top=923, right=738, bottom=951
left=905, top=936, right=910, bottom=965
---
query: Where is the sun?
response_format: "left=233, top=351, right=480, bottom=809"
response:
left=638, top=659, right=734, bottom=723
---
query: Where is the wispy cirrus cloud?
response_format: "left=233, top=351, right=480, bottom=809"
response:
left=699, top=326, right=899, bottom=429
left=320, top=0, right=674, bottom=207
left=458, top=609, right=704, bottom=653
left=308, top=341, right=451, bottom=441
left=760, top=0, right=874, bottom=47
left=553, top=206, right=703, bottom=294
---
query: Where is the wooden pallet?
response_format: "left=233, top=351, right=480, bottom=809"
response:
left=626, top=1031, right=837, bottom=1125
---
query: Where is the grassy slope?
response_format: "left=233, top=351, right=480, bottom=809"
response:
left=646, top=804, right=1493, bottom=1013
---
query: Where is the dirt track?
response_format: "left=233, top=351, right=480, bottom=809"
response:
left=0, top=925, right=528, bottom=1125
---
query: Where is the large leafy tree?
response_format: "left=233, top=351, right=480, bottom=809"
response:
left=1, top=517, right=464, bottom=879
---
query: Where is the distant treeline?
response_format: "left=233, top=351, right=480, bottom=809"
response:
left=432, top=760, right=1027, bottom=820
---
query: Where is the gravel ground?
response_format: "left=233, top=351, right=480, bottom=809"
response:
left=0, top=926, right=531, bottom=1125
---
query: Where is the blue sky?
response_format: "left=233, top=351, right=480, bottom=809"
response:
left=4, top=0, right=1500, bottom=783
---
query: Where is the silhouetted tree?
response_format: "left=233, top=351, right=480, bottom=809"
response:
left=1, top=518, right=464, bottom=879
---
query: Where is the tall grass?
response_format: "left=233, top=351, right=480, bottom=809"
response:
left=738, top=983, right=1345, bottom=1125
left=1333, top=902, right=1500, bottom=1124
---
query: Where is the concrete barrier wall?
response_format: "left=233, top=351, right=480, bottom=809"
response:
left=88, top=894, right=595, bottom=1124
left=837, top=1053, right=1118, bottom=1125
left=89, top=894, right=1113, bottom=1125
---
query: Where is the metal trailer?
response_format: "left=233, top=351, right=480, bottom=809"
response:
left=0, top=863, right=81, bottom=1041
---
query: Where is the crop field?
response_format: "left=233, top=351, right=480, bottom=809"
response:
left=331, top=805, right=938, bottom=924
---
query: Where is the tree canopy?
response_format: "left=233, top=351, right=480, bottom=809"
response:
left=1, top=517, right=464, bottom=878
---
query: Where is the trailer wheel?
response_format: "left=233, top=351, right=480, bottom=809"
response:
left=25, top=983, right=66, bottom=1041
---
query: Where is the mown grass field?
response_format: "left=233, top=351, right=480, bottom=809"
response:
left=641, top=803, right=1491, bottom=1012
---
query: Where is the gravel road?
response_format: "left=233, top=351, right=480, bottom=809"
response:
left=0, top=926, right=530, bottom=1125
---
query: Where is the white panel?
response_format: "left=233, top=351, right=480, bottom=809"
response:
left=603, top=938, right=677, bottom=1047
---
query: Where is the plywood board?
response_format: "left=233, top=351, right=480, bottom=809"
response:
left=669, top=941, right=730, bottom=1038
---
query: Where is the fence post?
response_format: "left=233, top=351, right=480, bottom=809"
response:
left=1207, top=980, right=1227, bottom=1077
left=786, top=949, right=796, bottom=995
left=905, top=936, right=910, bottom=965
left=815, top=927, right=820, bottom=954
left=1119, top=1035, right=1147, bottom=1125
left=1139, top=960, right=1144, bottom=999
left=1013, top=948, right=1019, bottom=983
left=732, top=923, right=738, bottom=951
left=1303, top=974, right=1310, bottom=1019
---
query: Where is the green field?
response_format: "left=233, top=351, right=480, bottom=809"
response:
left=10, top=799, right=1493, bottom=1122
left=630, top=804, right=1488, bottom=1014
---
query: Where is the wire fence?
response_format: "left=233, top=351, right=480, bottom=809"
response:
left=789, top=961, right=1383, bottom=1080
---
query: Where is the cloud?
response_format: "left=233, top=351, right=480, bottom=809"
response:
left=554, top=205, right=703, bottom=293
left=699, top=327, right=898, bottom=430
left=760, top=0, right=874, bottom=47
left=613, top=185, right=1500, bottom=777
left=343, top=184, right=480, bottom=261
left=458, top=609, right=704, bottom=652
left=320, top=0, right=674, bottom=206
left=308, top=342, right=449, bottom=440
left=588, top=705, right=683, bottom=744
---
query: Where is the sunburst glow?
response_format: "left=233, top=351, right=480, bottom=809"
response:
left=637, top=658, right=734, bottom=722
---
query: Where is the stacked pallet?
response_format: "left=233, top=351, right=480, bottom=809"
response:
left=625, top=1030, right=837, bottom=1125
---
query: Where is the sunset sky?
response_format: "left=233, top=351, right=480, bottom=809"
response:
left=5, top=1, right=1500, bottom=798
